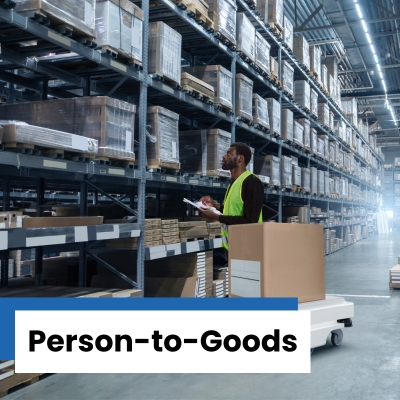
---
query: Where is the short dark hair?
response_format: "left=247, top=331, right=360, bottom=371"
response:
left=231, top=142, right=252, bottom=166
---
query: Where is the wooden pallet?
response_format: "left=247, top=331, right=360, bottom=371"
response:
left=181, top=73, right=214, bottom=103
left=270, top=74, right=281, bottom=88
left=96, top=45, right=142, bottom=68
left=148, top=161, right=180, bottom=171
left=330, top=194, right=339, bottom=198
left=0, top=372, right=44, bottom=398
left=253, top=118, right=270, bottom=132
left=237, top=114, right=254, bottom=125
left=20, top=9, right=96, bottom=44
left=268, top=22, right=283, bottom=39
left=214, top=102, right=233, bottom=114
left=292, top=185, right=302, bottom=192
left=180, top=236, right=208, bottom=242
left=214, top=30, right=236, bottom=50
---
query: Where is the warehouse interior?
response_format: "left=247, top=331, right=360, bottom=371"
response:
left=0, top=0, right=400, bottom=398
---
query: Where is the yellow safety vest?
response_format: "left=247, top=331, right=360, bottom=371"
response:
left=221, top=170, right=263, bottom=250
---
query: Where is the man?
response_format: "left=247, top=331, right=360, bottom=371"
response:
left=199, top=142, right=264, bottom=252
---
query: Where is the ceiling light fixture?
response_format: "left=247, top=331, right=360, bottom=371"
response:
left=354, top=3, right=396, bottom=126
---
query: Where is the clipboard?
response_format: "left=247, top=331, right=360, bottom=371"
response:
left=183, top=198, right=205, bottom=210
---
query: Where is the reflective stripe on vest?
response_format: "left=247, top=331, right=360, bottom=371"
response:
left=221, top=170, right=263, bottom=250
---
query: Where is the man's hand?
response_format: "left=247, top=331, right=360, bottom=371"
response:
left=199, top=195, right=220, bottom=210
left=199, top=208, right=220, bottom=221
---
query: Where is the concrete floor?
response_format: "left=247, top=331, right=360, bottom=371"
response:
left=6, top=233, right=400, bottom=400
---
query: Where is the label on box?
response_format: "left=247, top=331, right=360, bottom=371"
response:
left=172, top=141, right=177, bottom=159
left=125, top=130, right=132, bottom=152
left=166, top=176, right=177, bottom=183
left=84, top=1, right=92, bottom=26
left=131, top=17, right=143, bottom=60
left=72, top=135, right=90, bottom=152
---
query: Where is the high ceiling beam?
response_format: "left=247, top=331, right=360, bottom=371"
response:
left=294, top=16, right=400, bottom=33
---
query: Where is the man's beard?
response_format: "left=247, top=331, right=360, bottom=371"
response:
left=221, top=156, right=238, bottom=170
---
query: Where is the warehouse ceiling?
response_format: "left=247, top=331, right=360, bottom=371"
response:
left=285, top=0, right=400, bottom=147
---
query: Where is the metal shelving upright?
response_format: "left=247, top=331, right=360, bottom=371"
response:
left=0, top=1, right=383, bottom=293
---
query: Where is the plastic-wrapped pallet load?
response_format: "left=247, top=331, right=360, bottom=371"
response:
left=149, top=22, right=182, bottom=85
left=309, top=46, right=321, bottom=80
left=252, top=94, right=270, bottom=130
left=265, top=98, right=281, bottom=136
left=301, top=167, right=310, bottom=193
left=323, top=57, right=338, bottom=81
left=1, top=122, right=98, bottom=154
left=281, top=156, right=292, bottom=189
left=205, top=0, right=237, bottom=46
left=329, top=142, right=335, bottom=164
left=293, top=37, right=310, bottom=70
left=14, top=0, right=96, bottom=39
left=324, top=171, right=330, bottom=196
left=270, top=56, right=279, bottom=78
left=310, top=128, right=317, bottom=155
left=283, top=16, right=293, bottom=50
left=281, top=109, right=293, bottom=142
left=317, top=137, right=324, bottom=158
left=329, top=111, right=334, bottom=132
left=318, top=103, right=329, bottom=126
left=95, top=0, right=143, bottom=63
left=294, top=80, right=310, bottom=110
left=328, top=75, right=335, bottom=100
left=146, top=106, right=180, bottom=169
left=342, top=97, right=358, bottom=123
left=293, top=121, right=304, bottom=147
left=235, top=74, right=253, bottom=121
left=255, top=31, right=271, bottom=76
left=282, top=61, right=294, bottom=96
left=247, top=147, right=255, bottom=173
left=310, top=89, right=318, bottom=118
left=179, top=129, right=231, bottom=177
left=255, top=0, right=267, bottom=20
left=268, top=0, right=283, bottom=30
left=334, top=142, right=340, bottom=165
left=254, top=155, right=280, bottom=186
left=338, top=150, right=344, bottom=169
left=236, top=13, right=255, bottom=61
left=317, top=170, right=324, bottom=196
left=310, top=167, right=318, bottom=195
left=298, top=118, right=310, bottom=151
left=0, top=96, right=136, bottom=160
left=183, top=65, right=232, bottom=110
left=292, top=164, right=301, bottom=187
left=320, top=135, right=329, bottom=160
left=321, top=65, right=328, bottom=90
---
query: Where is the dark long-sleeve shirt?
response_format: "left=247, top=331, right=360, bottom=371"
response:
left=219, top=174, right=264, bottom=225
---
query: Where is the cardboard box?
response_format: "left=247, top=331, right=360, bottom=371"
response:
left=182, top=65, right=232, bottom=109
left=0, top=97, right=136, bottom=160
left=235, top=73, right=253, bottom=121
left=148, top=22, right=182, bottom=84
left=146, top=106, right=180, bottom=169
left=236, top=13, right=255, bottom=61
left=255, top=31, right=270, bottom=76
left=205, top=0, right=237, bottom=46
left=22, top=216, right=103, bottom=228
left=14, top=0, right=96, bottom=38
left=179, top=129, right=231, bottom=178
left=229, top=223, right=325, bottom=303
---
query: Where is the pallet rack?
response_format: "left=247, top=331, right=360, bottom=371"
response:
left=0, top=1, right=383, bottom=294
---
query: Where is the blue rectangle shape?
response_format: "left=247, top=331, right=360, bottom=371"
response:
left=1, top=298, right=297, bottom=359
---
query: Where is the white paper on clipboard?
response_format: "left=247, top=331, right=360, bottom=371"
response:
left=183, top=198, right=203, bottom=210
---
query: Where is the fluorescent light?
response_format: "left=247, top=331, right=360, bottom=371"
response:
left=356, top=4, right=363, bottom=18
left=370, top=44, right=375, bottom=54
left=379, top=71, right=383, bottom=79
left=361, top=20, right=368, bottom=32
left=383, top=81, right=387, bottom=91
left=374, top=54, right=378, bottom=63
left=366, top=33, right=372, bottom=44
left=377, top=64, right=381, bottom=71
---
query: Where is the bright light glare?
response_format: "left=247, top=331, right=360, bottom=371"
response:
left=361, top=20, right=368, bottom=32
left=386, top=210, right=393, bottom=218
left=356, top=4, right=363, bottom=18
left=366, top=33, right=372, bottom=44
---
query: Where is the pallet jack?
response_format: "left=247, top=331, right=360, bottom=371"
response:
left=299, top=296, right=354, bottom=351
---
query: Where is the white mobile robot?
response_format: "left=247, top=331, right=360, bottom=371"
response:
left=299, top=296, right=354, bottom=352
